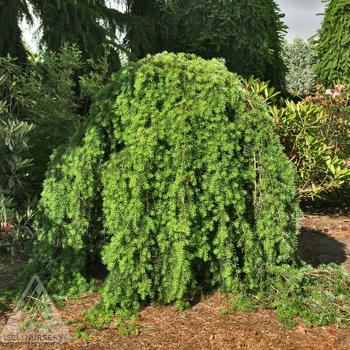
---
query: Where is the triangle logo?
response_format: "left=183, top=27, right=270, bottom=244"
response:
left=0, top=275, right=70, bottom=343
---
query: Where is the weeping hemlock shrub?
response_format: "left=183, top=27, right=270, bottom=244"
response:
left=34, top=53, right=300, bottom=315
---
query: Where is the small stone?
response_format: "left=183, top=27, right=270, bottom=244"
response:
left=295, top=325, right=306, bottom=334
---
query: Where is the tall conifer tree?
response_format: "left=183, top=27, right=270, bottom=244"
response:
left=315, top=0, right=350, bottom=86
left=0, top=0, right=31, bottom=63
left=126, top=0, right=287, bottom=89
left=30, top=0, right=123, bottom=69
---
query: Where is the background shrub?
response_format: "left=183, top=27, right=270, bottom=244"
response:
left=271, top=98, right=350, bottom=198
left=282, top=38, right=317, bottom=95
left=0, top=45, right=115, bottom=254
left=0, top=57, right=35, bottom=255
left=0, top=45, right=116, bottom=199
left=245, top=78, right=350, bottom=199
left=34, top=53, right=300, bottom=315
left=22, top=46, right=83, bottom=195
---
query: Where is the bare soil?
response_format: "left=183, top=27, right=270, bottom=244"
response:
left=1, top=209, right=350, bottom=350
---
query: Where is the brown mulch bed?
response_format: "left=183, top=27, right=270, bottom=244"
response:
left=1, top=292, right=350, bottom=350
left=1, top=210, right=350, bottom=350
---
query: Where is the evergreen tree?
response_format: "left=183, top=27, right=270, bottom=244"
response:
left=126, top=0, right=287, bottom=89
left=315, top=0, right=350, bottom=86
left=30, top=0, right=124, bottom=69
left=283, top=38, right=317, bottom=94
left=0, top=0, right=31, bottom=63
left=125, top=0, right=165, bottom=60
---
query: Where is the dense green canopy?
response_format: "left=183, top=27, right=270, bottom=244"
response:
left=0, top=0, right=124, bottom=68
left=315, top=0, right=350, bottom=86
left=1, top=0, right=287, bottom=89
left=35, top=53, right=299, bottom=313
left=127, top=0, right=287, bottom=89
left=30, top=0, right=123, bottom=69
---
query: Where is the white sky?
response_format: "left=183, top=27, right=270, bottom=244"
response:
left=21, top=1, right=327, bottom=51
left=277, top=0, right=326, bottom=40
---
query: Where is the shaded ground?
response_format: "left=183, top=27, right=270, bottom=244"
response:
left=299, top=209, right=350, bottom=274
left=0, top=257, right=23, bottom=294
left=1, top=209, right=350, bottom=350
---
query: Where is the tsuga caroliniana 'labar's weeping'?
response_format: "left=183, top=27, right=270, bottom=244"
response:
left=35, top=53, right=300, bottom=314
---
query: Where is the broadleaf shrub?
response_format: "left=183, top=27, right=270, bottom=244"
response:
left=244, top=78, right=350, bottom=198
left=0, top=57, right=35, bottom=256
left=0, top=45, right=115, bottom=256
left=0, top=45, right=116, bottom=199
left=271, top=99, right=350, bottom=198
left=34, top=53, right=300, bottom=315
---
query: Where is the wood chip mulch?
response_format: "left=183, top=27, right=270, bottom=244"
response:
left=1, top=211, right=350, bottom=350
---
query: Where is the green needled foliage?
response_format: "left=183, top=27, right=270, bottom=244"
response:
left=30, top=0, right=123, bottom=69
left=127, top=0, right=287, bottom=90
left=0, top=0, right=31, bottom=63
left=315, top=0, right=350, bottom=87
left=282, top=38, right=317, bottom=95
left=35, top=53, right=300, bottom=314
